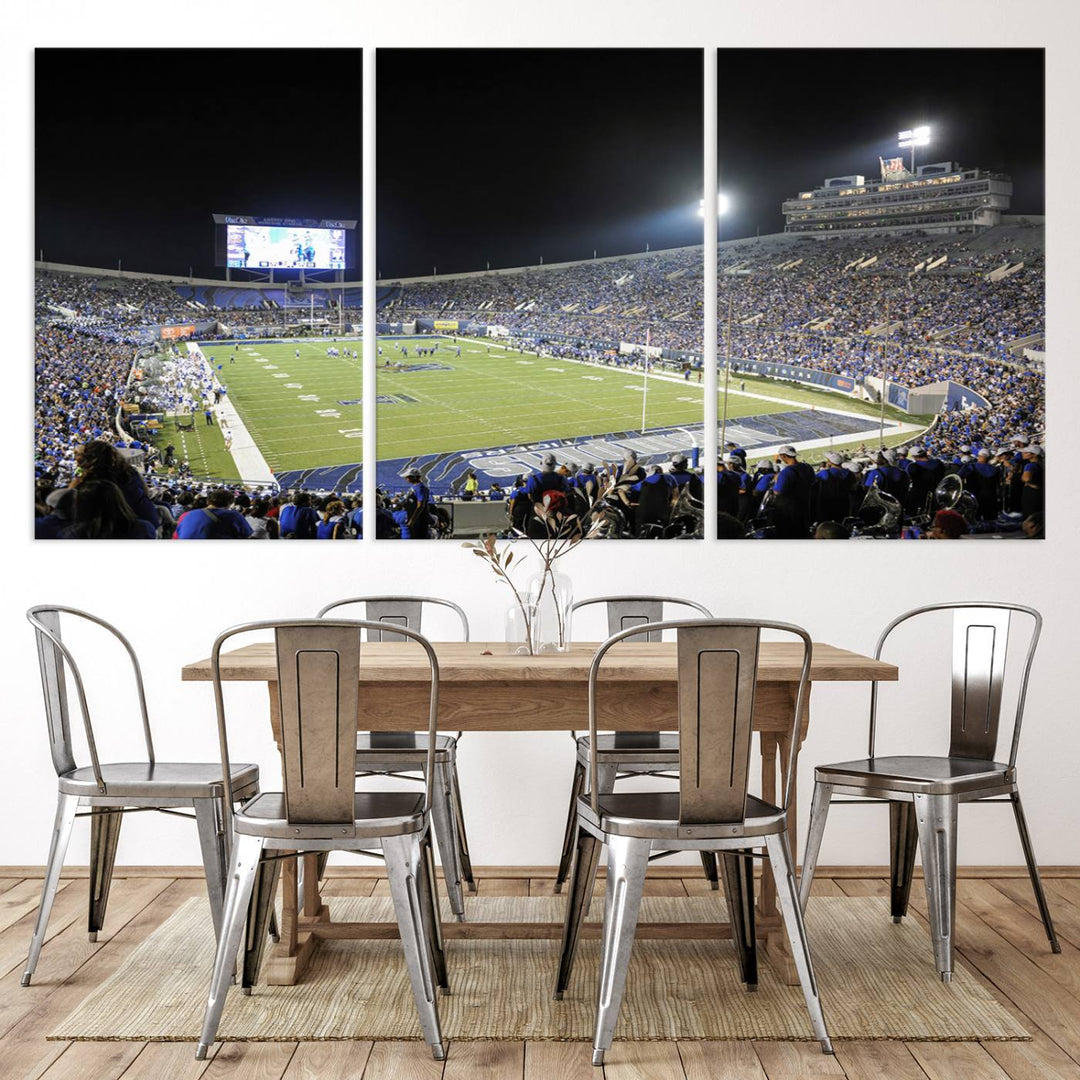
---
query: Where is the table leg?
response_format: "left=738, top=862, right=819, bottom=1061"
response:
left=280, top=853, right=298, bottom=953
left=302, top=854, right=322, bottom=916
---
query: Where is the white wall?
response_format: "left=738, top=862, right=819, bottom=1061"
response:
left=4, top=0, right=1078, bottom=871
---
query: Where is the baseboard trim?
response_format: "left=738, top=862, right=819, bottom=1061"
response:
left=3, top=864, right=1077, bottom=879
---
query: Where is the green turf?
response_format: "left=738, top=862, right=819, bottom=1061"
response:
left=719, top=370, right=916, bottom=426
left=199, top=339, right=363, bottom=473
left=376, top=336, right=917, bottom=460
left=377, top=336, right=707, bottom=459
left=147, top=414, right=236, bottom=480
left=146, top=334, right=926, bottom=481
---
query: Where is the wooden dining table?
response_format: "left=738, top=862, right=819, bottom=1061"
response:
left=182, top=639, right=897, bottom=986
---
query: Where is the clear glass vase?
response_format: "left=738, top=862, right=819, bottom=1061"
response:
left=527, top=569, right=574, bottom=653
left=504, top=601, right=539, bottom=655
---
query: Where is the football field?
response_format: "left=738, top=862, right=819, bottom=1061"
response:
left=376, top=337, right=707, bottom=460
left=373, top=336, right=922, bottom=493
left=197, top=339, right=363, bottom=477
left=153, top=335, right=923, bottom=491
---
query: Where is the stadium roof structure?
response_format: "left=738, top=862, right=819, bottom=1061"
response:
left=782, top=162, right=1012, bottom=239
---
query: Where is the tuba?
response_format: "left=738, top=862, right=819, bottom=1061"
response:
left=934, top=474, right=980, bottom=524
left=667, top=480, right=704, bottom=539
left=854, top=484, right=902, bottom=535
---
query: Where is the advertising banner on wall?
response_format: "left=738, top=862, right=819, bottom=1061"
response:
left=159, top=324, right=197, bottom=341
left=729, top=357, right=878, bottom=401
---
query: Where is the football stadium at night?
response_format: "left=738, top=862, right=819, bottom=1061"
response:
left=33, top=47, right=1045, bottom=540
left=34, top=206, right=1044, bottom=540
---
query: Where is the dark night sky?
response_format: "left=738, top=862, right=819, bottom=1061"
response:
left=718, top=48, right=1045, bottom=242
left=35, top=49, right=362, bottom=279
left=34, top=48, right=1044, bottom=280
left=376, top=49, right=705, bottom=279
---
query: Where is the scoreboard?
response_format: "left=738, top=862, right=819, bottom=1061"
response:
left=213, top=213, right=357, bottom=271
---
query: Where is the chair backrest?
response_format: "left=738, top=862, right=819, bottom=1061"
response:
left=571, top=595, right=713, bottom=642
left=316, top=596, right=469, bottom=642
left=587, top=619, right=811, bottom=823
left=870, top=602, right=1041, bottom=768
left=211, top=619, right=440, bottom=825
left=26, top=605, right=154, bottom=790
left=276, top=623, right=361, bottom=824
left=571, top=597, right=716, bottom=745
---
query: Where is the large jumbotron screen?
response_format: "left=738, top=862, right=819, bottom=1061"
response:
left=225, top=224, right=347, bottom=270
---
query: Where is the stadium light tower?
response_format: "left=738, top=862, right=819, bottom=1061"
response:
left=698, top=193, right=731, bottom=217
left=898, top=125, right=931, bottom=174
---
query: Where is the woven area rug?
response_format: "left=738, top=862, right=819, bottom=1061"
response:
left=50, top=895, right=1026, bottom=1043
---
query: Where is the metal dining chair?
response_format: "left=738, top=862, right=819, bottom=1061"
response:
left=554, top=619, right=832, bottom=1065
left=197, top=618, right=447, bottom=1062
left=799, top=602, right=1060, bottom=982
left=316, top=596, right=474, bottom=919
left=23, top=605, right=262, bottom=987
left=554, top=596, right=717, bottom=893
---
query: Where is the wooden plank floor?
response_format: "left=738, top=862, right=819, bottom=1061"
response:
left=1, top=868, right=1077, bottom=1080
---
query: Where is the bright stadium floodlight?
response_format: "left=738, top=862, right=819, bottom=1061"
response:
left=698, top=193, right=731, bottom=217
left=898, top=125, right=931, bottom=173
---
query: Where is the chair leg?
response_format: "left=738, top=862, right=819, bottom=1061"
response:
left=913, top=793, right=958, bottom=981
left=889, top=800, right=919, bottom=924
left=446, top=753, right=476, bottom=893
left=595, top=763, right=619, bottom=794
left=1010, top=790, right=1061, bottom=953
left=554, top=759, right=587, bottom=894
left=22, top=792, right=78, bottom=986
left=383, top=832, right=445, bottom=1060
left=765, top=830, right=833, bottom=1054
left=87, top=808, right=124, bottom=942
left=700, top=852, right=720, bottom=891
left=196, top=833, right=264, bottom=1060
left=554, top=824, right=602, bottom=999
left=237, top=789, right=277, bottom=943
left=798, top=781, right=833, bottom=912
left=417, top=826, right=450, bottom=993
left=591, top=834, right=651, bottom=1066
left=194, top=798, right=228, bottom=941
left=567, top=760, right=617, bottom=907
left=720, top=850, right=757, bottom=990
left=429, top=761, right=465, bottom=920
left=241, top=853, right=281, bottom=993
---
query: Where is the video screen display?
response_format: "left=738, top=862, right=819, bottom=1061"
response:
left=226, top=224, right=347, bottom=269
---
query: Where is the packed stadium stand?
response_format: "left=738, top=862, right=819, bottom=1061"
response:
left=32, top=217, right=1045, bottom=538
left=382, top=221, right=1045, bottom=464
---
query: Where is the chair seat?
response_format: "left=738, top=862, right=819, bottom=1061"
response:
left=356, top=733, right=456, bottom=762
left=815, top=755, right=1015, bottom=795
left=578, top=790, right=785, bottom=840
left=576, top=733, right=679, bottom=766
left=234, top=791, right=426, bottom=840
left=59, top=761, right=259, bottom=799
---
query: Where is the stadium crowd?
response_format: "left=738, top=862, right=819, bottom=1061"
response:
left=383, top=228, right=1044, bottom=360
left=386, top=225, right=1044, bottom=474
left=377, top=436, right=1044, bottom=541
left=34, top=222, right=1044, bottom=537
left=34, top=438, right=366, bottom=540
left=35, top=271, right=200, bottom=337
